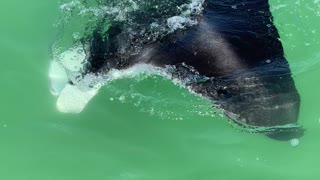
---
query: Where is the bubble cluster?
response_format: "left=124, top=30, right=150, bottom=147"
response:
left=53, top=0, right=205, bottom=60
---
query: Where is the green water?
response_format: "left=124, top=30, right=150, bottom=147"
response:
left=1, top=0, right=320, bottom=179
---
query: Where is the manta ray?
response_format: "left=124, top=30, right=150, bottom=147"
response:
left=49, top=0, right=303, bottom=140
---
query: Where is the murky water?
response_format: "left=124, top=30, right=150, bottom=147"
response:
left=1, top=0, right=320, bottom=179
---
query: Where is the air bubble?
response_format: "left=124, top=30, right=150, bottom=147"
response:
left=290, top=139, right=299, bottom=147
left=119, top=95, right=126, bottom=102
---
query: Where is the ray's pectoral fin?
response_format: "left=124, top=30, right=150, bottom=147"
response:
left=49, top=45, right=102, bottom=114
left=56, top=83, right=101, bottom=113
left=186, top=62, right=303, bottom=141
left=174, top=1, right=303, bottom=140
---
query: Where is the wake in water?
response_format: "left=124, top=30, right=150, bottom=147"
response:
left=49, top=0, right=303, bottom=140
left=50, top=0, right=205, bottom=112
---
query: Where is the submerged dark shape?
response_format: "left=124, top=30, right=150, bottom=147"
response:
left=84, top=0, right=303, bottom=140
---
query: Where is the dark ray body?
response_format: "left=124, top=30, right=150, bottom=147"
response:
left=86, top=0, right=303, bottom=140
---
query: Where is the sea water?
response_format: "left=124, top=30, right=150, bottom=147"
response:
left=0, top=0, right=320, bottom=179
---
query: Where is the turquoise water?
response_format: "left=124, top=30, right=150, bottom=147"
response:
left=1, top=0, right=320, bottom=179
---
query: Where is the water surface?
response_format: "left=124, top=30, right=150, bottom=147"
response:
left=0, top=0, right=320, bottom=179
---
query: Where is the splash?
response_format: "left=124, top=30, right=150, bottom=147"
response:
left=52, top=0, right=205, bottom=55
left=50, top=0, right=206, bottom=113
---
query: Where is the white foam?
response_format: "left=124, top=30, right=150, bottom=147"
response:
left=186, top=0, right=205, bottom=14
left=167, top=16, right=195, bottom=31
left=107, top=64, right=165, bottom=80
left=58, top=45, right=86, bottom=72
left=167, top=0, right=205, bottom=31
left=270, top=4, right=287, bottom=12
left=60, top=0, right=81, bottom=11
left=290, top=138, right=300, bottom=147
